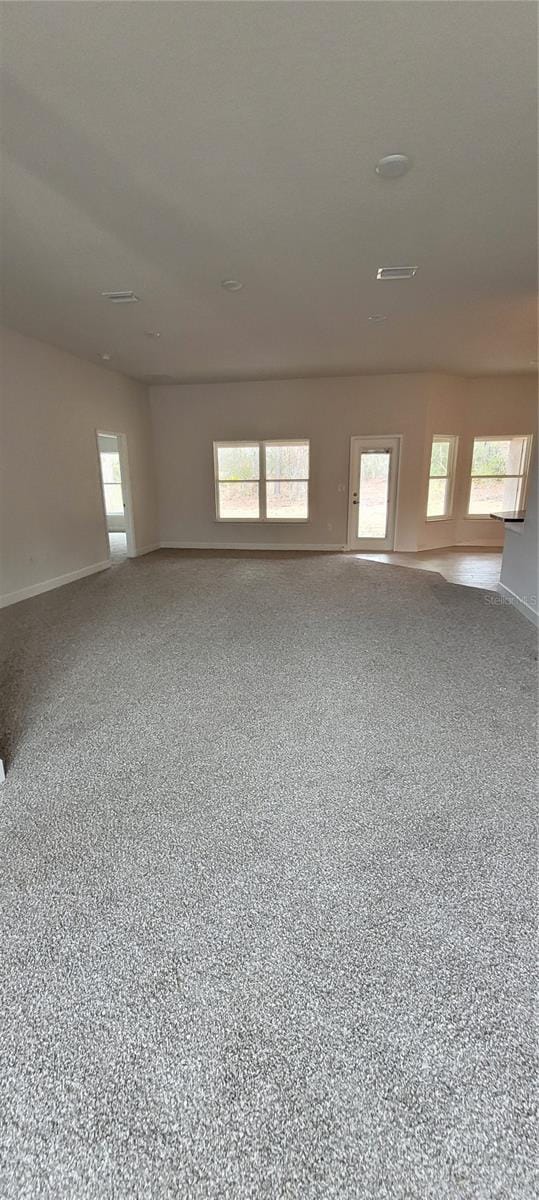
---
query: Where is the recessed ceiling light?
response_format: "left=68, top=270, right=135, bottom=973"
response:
left=376, top=266, right=418, bottom=280
left=99, top=353, right=112, bottom=361
left=101, top=290, right=139, bottom=303
left=221, top=279, right=243, bottom=292
left=368, top=314, right=388, bottom=323
left=375, top=154, right=411, bottom=179
left=144, top=330, right=161, bottom=338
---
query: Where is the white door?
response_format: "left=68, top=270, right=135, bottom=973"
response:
left=348, top=436, right=401, bottom=551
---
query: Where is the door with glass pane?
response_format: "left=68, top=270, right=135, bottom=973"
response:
left=348, top=436, right=400, bottom=551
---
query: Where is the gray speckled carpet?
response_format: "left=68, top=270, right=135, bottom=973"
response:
left=0, top=551, right=537, bottom=1200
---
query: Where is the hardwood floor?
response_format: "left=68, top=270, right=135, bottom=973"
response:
left=354, top=546, right=502, bottom=592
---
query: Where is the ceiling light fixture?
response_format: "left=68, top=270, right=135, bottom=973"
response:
left=376, top=266, right=418, bottom=280
left=368, top=314, right=388, bottom=323
left=375, top=154, right=411, bottom=179
left=101, top=290, right=139, bottom=303
left=221, top=279, right=243, bottom=292
left=99, top=353, right=112, bottom=361
left=144, top=330, right=161, bottom=338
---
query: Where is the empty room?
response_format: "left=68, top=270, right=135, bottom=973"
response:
left=0, top=3, right=537, bottom=1198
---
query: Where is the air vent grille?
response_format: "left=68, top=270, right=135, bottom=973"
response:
left=376, top=266, right=418, bottom=280
left=101, top=290, right=139, bottom=303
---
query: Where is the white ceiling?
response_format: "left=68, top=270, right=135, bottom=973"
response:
left=1, top=2, right=537, bottom=382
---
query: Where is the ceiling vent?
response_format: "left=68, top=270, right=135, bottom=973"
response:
left=376, top=266, right=418, bottom=280
left=101, top=290, right=139, bottom=303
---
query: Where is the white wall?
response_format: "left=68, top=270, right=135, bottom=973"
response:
left=418, top=375, right=465, bottom=550
left=151, top=372, right=536, bottom=553
left=499, top=437, right=538, bottom=623
left=2, top=330, right=534, bottom=609
left=151, top=374, right=434, bottom=551
left=417, top=374, right=537, bottom=550
left=454, top=376, right=537, bottom=547
left=0, top=327, right=158, bottom=605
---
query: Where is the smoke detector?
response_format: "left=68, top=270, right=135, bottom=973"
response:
left=375, top=154, right=411, bottom=179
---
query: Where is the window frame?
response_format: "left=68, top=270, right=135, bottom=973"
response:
left=100, top=450, right=125, bottom=515
left=465, top=434, right=533, bottom=519
left=214, top=438, right=310, bottom=522
left=425, top=434, right=458, bottom=522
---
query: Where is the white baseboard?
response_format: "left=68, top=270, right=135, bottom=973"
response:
left=160, top=541, right=346, bottom=552
left=497, top=582, right=538, bottom=626
left=133, top=542, right=161, bottom=557
left=0, top=560, right=111, bottom=609
left=416, top=540, right=504, bottom=551
left=455, top=539, right=504, bottom=548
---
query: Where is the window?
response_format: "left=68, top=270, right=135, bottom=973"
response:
left=467, top=435, right=532, bottom=517
left=100, top=451, right=124, bottom=515
left=426, top=436, right=457, bottom=519
left=215, top=443, right=260, bottom=520
left=214, top=440, right=309, bottom=520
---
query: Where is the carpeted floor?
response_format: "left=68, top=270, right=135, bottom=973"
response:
left=0, top=551, right=537, bottom=1199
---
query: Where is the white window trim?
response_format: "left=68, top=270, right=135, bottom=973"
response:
left=214, top=439, right=310, bottom=522
left=465, top=433, right=533, bottom=519
left=426, top=434, right=458, bottom=522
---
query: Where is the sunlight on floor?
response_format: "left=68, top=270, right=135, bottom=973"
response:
left=108, top=532, right=128, bottom=561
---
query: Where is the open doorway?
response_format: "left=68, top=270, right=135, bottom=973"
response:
left=96, top=431, right=135, bottom=559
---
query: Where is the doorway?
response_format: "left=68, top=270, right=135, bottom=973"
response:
left=347, top=436, right=401, bottom=551
left=96, top=431, right=135, bottom=559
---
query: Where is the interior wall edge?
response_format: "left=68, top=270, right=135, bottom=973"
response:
left=497, top=582, right=539, bottom=625
left=1, top=325, right=158, bottom=597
